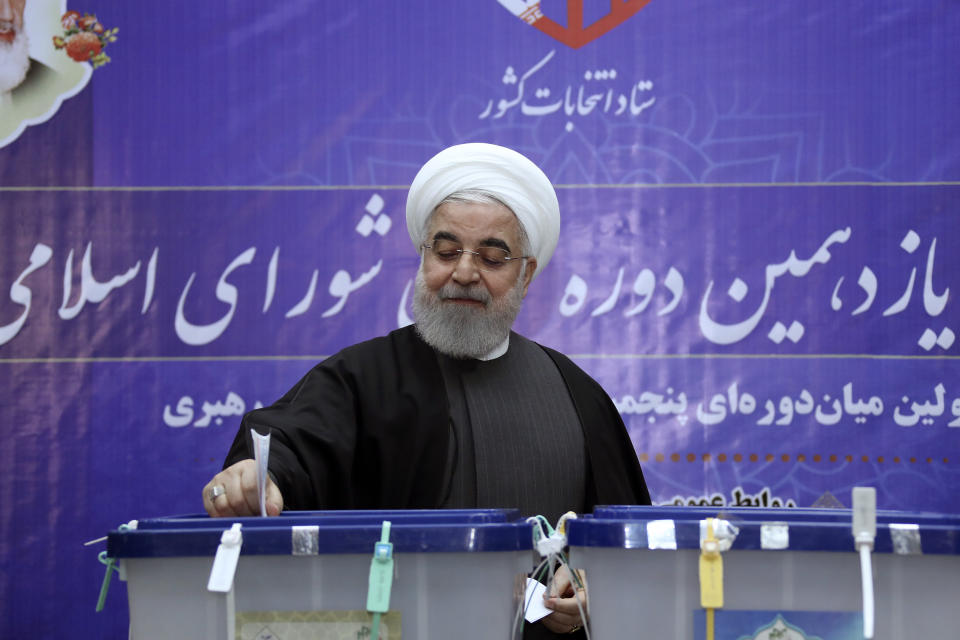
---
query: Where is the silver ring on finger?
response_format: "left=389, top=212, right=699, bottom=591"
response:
left=208, top=484, right=226, bottom=501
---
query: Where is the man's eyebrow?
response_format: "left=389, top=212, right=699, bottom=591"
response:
left=432, top=230, right=459, bottom=243
left=431, top=231, right=511, bottom=253
left=479, top=237, right=511, bottom=253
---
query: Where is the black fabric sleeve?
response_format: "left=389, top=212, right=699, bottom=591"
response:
left=223, top=326, right=452, bottom=510
left=539, top=345, right=652, bottom=506
left=224, top=361, right=360, bottom=509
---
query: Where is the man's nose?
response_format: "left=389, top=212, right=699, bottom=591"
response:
left=451, top=251, right=480, bottom=284
left=0, top=1, right=12, bottom=22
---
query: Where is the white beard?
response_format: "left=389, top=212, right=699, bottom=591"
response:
left=412, top=267, right=526, bottom=360
left=0, top=29, right=29, bottom=95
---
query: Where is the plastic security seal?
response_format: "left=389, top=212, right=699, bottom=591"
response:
left=852, top=487, right=877, bottom=550
left=699, top=518, right=739, bottom=551
left=366, top=521, right=395, bottom=640
left=852, top=487, right=877, bottom=639
left=528, top=514, right=569, bottom=558
left=95, top=520, right=137, bottom=613
left=699, top=518, right=726, bottom=609
left=208, top=523, right=243, bottom=593
left=366, top=521, right=394, bottom=613
left=535, top=532, right=566, bottom=557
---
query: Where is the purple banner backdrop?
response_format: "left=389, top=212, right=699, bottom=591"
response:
left=1, top=1, right=958, bottom=637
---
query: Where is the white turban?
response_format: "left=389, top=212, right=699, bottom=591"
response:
left=405, top=143, right=560, bottom=279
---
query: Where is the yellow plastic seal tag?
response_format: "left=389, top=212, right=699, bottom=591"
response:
left=699, top=518, right=724, bottom=609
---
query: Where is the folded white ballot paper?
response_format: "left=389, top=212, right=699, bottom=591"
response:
left=251, top=428, right=270, bottom=517
left=524, top=577, right=552, bottom=623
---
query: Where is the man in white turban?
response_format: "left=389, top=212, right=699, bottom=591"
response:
left=204, top=143, right=650, bottom=638
left=406, top=143, right=560, bottom=361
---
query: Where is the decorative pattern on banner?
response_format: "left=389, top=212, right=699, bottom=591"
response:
left=1, top=2, right=958, bottom=638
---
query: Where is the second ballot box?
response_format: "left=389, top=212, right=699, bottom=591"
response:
left=567, top=505, right=960, bottom=640
left=107, top=509, right=533, bottom=639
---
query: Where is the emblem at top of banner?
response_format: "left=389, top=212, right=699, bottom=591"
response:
left=497, top=0, right=653, bottom=49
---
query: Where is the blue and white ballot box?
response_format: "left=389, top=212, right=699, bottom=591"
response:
left=106, top=510, right=533, bottom=639
left=567, top=506, right=960, bottom=640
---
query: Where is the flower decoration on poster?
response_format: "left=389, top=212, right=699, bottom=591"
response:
left=52, top=11, right=117, bottom=68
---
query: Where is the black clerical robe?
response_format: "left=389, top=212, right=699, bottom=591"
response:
left=225, top=325, right=650, bottom=511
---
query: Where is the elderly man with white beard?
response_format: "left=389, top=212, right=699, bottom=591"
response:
left=0, top=0, right=54, bottom=107
left=203, top=143, right=650, bottom=637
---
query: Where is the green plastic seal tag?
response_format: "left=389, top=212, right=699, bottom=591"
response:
left=366, top=522, right=394, bottom=613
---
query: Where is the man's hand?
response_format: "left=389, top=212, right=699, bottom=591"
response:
left=202, top=459, right=284, bottom=517
left=541, top=565, right=588, bottom=634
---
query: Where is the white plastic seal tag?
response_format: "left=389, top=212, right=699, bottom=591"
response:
left=535, top=532, right=566, bottom=557
left=208, top=523, right=243, bottom=593
left=251, top=429, right=270, bottom=517
left=699, top=518, right=739, bottom=551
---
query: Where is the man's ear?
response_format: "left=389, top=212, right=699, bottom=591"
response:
left=520, top=257, right=538, bottom=298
